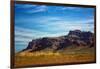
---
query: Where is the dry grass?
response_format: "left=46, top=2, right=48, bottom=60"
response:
left=14, top=47, right=96, bottom=68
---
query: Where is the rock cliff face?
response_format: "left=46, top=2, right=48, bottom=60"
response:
left=22, top=30, right=94, bottom=52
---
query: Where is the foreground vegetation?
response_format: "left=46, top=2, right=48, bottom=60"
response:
left=14, top=46, right=96, bottom=68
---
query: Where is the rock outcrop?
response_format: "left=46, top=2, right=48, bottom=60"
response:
left=22, top=30, right=94, bottom=52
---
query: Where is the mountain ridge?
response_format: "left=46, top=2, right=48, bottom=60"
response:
left=21, top=30, right=94, bottom=52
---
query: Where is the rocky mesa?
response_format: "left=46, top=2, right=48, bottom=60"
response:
left=22, top=30, right=94, bottom=52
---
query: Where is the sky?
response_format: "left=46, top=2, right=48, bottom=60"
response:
left=15, top=3, right=95, bottom=52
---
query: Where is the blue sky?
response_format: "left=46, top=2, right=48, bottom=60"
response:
left=15, top=3, right=94, bottom=52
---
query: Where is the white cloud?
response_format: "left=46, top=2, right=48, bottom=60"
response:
left=15, top=26, right=50, bottom=38
left=15, top=3, right=37, bottom=9
left=36, top=18, right=94, bottom=34
left=61, top=6, right=82, bottom=11
left=27, top=5, right=47, bottom=13
left=15, top=17, right=94, bottom=42
left=15, top=4, right=47, bottom=13
left=74, top=19, right=94, bottom=24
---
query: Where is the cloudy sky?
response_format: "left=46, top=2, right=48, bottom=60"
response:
left=15, top=3, right=94, bottom=52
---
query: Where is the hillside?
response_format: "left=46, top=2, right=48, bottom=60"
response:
left=21, top=30, right=94, bottom=52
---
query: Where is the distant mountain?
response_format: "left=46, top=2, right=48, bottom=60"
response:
left=22, top=30, right=94, bottom=52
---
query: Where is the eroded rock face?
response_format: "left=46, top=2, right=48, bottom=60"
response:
left=23, top=30, right=94, bottom=52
